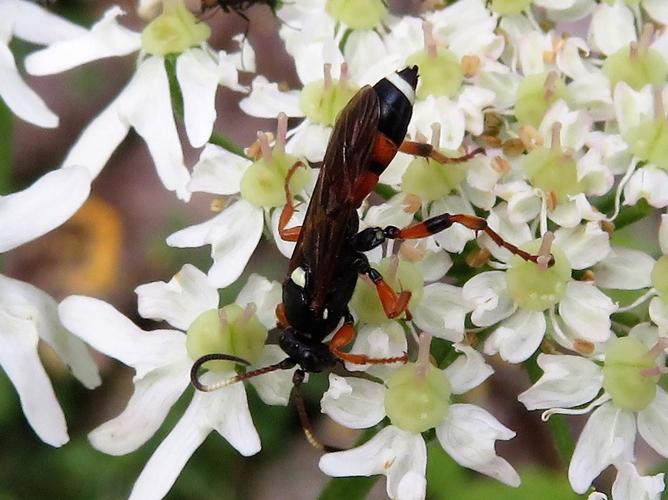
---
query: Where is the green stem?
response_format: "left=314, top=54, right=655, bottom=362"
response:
left=209, top=132, right=248, bottom=159
left=526, top=353, right=576, bottom=468
left=0, top=101, right=12, bottom=194
left=373, top=182, right=399, bottom=201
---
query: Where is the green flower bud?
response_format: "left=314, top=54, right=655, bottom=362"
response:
left=651, top=255, right=668, bottom=303
left=141, top=0, right=211, bottom=56
left=384, top=363, right=451, bottom=433
left=506, top=240, right=571, bottom=311
left=406, top=48, right=463, bottom=99
left=625, top=118, right=668, bottom=170
left=299, top=79, right=359, bottom=126
left=489, top=0, right=532, bottom=16
left=602, top=46, right=667, bottom=92
left=325, top=0, right=387, bottom=30
left=186, top=305, right=267, bottom=371
left=603, top=336, right=658, bottom=411
left=240, top=151, right=308, bottom=208
left=350, top=257, right=424, bottom=324
left=522, top=147, right=584, bottom=204
left=515, top=73, right=568, bottom=128
left=401, top=156, right=467, bottom=201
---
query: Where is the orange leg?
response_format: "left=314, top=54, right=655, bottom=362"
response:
left=399, top=141, right=485, bottom=164
left=275, top=303, right=288, bottom=328
left=388, top=213, right=553, bottom=266
left=278, top=161, right=305, bottom=242
left=329, top=321, right=407, bottom=365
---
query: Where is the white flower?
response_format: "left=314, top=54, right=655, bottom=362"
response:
left=519, top=323, right=668, bottom=494
left=0, top=274, right=100, bottom=446
left=23, top=4, right=254, bottom=201
left=319, top=341, right=517, bottom=500
left=0, top=0, right=86, bottom=127
left=58, top=265, right=291, bottom=499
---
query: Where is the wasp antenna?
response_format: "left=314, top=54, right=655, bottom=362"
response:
left=191, top=353, right=296, bottom=392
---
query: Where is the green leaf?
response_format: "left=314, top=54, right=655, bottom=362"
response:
left=318, top=476, right=378, bottom=500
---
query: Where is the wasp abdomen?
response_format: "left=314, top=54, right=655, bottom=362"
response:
left=372, top=66, right=417, bottom=145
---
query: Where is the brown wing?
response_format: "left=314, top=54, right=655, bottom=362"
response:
left=288, top=86, right=380, bottom=310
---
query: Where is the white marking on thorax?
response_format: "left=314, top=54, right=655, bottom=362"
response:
left=290, top=266, right=306, bottom=288
left=386, top=72, right=415, bottom=104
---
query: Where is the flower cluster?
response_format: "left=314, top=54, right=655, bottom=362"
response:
left=2, top=0, right=668, bottom=499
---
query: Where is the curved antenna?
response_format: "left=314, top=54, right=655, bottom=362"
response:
left=190, top=353, right=296, bottom=392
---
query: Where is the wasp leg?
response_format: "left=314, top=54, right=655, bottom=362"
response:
left=278, top=161, right=305, bottom=242
left=398, top=140, right=484, bottom=164
left=351, top=254, right=412, bottom=319
left=292, top=369, right=341, bottom=452
left=380, top=213, right=553, bottom=266
left=329, top=314, right=408, bottom=365
left=275, top=302, right=289, bottom=328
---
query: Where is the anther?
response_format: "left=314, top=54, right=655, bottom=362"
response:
left=402, top=193, right=422, bottom=214
left=461, top=55, right=480, bottom=77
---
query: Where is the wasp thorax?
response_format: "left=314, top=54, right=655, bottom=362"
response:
left=602, top=336, right=664, bottom=412
left=350, top=256, right=424, bottom=324
left=384, top=333, right=451, bottom=433
left=141, top=0, right=211, bottom=56
left=505, top=237, right=571, bottom=311
left=522, top=122, right=584, bottom=206
left=602, top=24, right=667, bottom=92
left=299, top=64, right=359, bottom=127
left=325, top=0, right=387, bottom=30
left=405, top=21, right=463, bottom=99
left=186, top=305, right=267, bottom=371
left=515, top=72, right=569, bottom=128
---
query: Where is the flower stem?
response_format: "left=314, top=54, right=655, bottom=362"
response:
left=209, top=132, right=248, bottom=159
left=0, top=102, right=11, bottom=194
left=526, top=353, right=575, bottom=467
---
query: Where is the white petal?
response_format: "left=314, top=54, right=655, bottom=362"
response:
left=24, top=7, right=140, bottom=76
left=235, top=274, right=282, bottom=330
left=484, top=309, right=546, bottom=364
left=477, top=204, right=532, bottom=262
left=129, top=378, right=259, bottom=500
left=187, top=144, right=249, bottom=195
left=167, top=201, right=264, bottom=288
left=345, top=323, right=407, bottom=379
left=248, top=345, right=295, bottom=406
left=594, top=247, right=655, bottom=290
left=613, top=82, right=654, bottom=134
left=649, top=297, right=668, bottom=333
left=643, top=0, right=668, bottom=25
left=518, top=353, right=603, bottom=410
left=58, top=296, right=187, bottom=377
left=436, top=404, right=520, bottom=486
left=444, top=344, right=494, bottom=395
left=0, top=43, right=58, bottom=127
left=462, top=271, right=515, bottom=327
left=623, top=166, right=668, bottom=209
left=135, top=264, right=219, bottom=331
left=412, top=283, right=468, bottom=343
left=119, top=56, right=190, bottom=200
left=559, top=281, right=616, bottom=343
left=637, top=388, right=668, bottom=457
left=0, top=301, right=68, bottom=446
left=89, top=361, right=191, bottom=455
left=660, top=214, right=668, bottom=255
left=285, top=123, right=331, bottom=163
left=364, top=195, right=415, bottom=230
left=62, top=92, right=130, bottom=179
left=321, top=374, right=385, bottom=429
left=0, top=166, right=91, bottom=252
left=239, top=75, right=303, bottom=118
left=319, top=426, right=426, bottom=500
left=554, top=222, right=610, bottom=270
left=429, top=195, right=476, bottom=254
left=410, top=97, right=465, bottom=151
left=176, top=48, right=219, bottom=148
left=612, top=462, right=665, bottom=500
left=588, top=2, right=636, bottom=56
left=546, top=0, right=595, bottom=22
left=5, top=0, right=87, bottom=44
left=270, top=203, right=304, bottom=259
left=568, top=402, right=636, bottom=494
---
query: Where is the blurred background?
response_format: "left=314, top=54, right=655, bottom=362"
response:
left=1, top=1, right=663, bottom=498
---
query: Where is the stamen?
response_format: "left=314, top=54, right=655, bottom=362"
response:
left=536, top=231, right=554, bottom=270
left=573, top=338, right=595, bottom=355
left=638, top=23, right=655, bottom=56
left=430, top=122, right=441, bottom=150
left=461, top=55, right=480, bottom=77
left=647, top=337, right=668, bottom=359
left=210, top=197, right=227, bottom=212
left=323, top=63, right=333, bottom=88
left=399, top=240, right=426, bottom=262
left=415, top=131, right=428, bottom=143
left=654, top=85, right=665, bottom=120
left=519, top=125, right=544, bottom=150
left=541, top=393, right=611, bottom=421
left=543, top=71, right=558, bottom=101
left=387, top=254, right=400, bottom=282
left=238, top=302, right=257, bottom=324
left=218, top=307, right=228, bottom=329
left=402, top=193, right=422, bottom=214
left=275, top=112, right=288, bottom=154
left=339, top=62, right=349, bottom=84
left=465, top=246, right=491, bottom=268
left=491, top=156, right=511, bottom=175
left=422, top=21, right=437, bottom=58
left=641, top=366, right=668, bottom=378
left=415, top=332, right=433, bottom=380
left=258, top=131, right=272, bottom=162
left=550, top=122, right=562, bottom=152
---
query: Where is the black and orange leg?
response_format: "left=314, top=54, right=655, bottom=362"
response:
left=399, top=140, right=485, bottom=164
left=329, top=312, right=408, bottom=365
left=278, top=161, right=305, bottom=242
left=352, top=254, right=412, bottom=320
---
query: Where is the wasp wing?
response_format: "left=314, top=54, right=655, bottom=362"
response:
left=288, top=86, right=380, bottom=311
